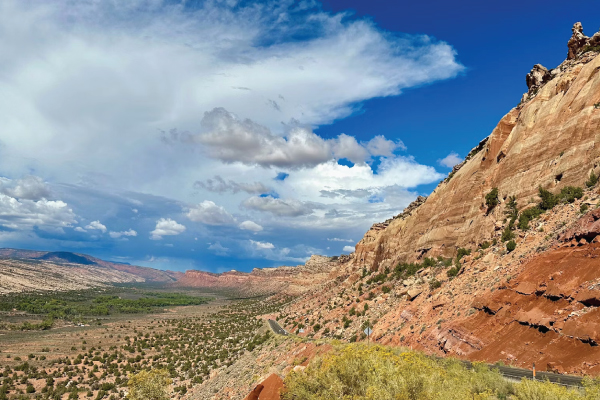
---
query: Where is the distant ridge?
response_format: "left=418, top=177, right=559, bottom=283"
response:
left=39, top=251, right=97, bottom=265
left=0, top=248, right=183, bottom=294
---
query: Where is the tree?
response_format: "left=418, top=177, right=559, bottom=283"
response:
left=506, top=240, right=516, bottom=252
left=586, top=170, right=598, bottom=188
left=485, top=188, right=499, bottom=210
left=127, top=369, right=171, bottom=400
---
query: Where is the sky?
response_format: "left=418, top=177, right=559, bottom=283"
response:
left=0, top=0, right=598, bottom=272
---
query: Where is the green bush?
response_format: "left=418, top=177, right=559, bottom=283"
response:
left=538, top=187, right=558, bottom=210
left=501, top=225, right=515, bottom=242
left=485, top=188, right=499, bottom=209
left=581, top=203, right=589, bottom=214
left=506, top=240, right=516, bottom=252
left=456, top=248, right=471, bottom=263
left=128, top=370, right=172, bottom=400
left=282, top=344, right=513, bottom=400
left=429, top=279, right=442, bottom=290
left=558, top=186, right=583, bottom=203
left=381, top=286, right=391, bottom=294
left=518, top=207, right=543, bottom=230
left=446, top=266, right=460, bottom=278
left=586, top=170, right=598, bottom=188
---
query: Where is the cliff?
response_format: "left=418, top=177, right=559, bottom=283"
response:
left=353, top=23, right=600, bottom=272
left=272, top=23, right=600, bottom=376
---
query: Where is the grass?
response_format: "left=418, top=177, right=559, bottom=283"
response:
left=282, top=343, right=600, bottom=400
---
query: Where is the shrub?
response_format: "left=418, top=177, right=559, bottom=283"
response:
left=504, top=195, right=519, bottom=226
left=581, top=203, right=589, bottom=214
left=558, top=186, right=583, bottom=203
left=518, top=207, right=543, bottom=230
left=447, top=266, right=460, bottom=278
left=479, top=241, right=491, bottom=249
left=586, top=170, right=598, bottom=188
left=485, top=188, right=499, bottom=209
left=429, top=279, right=442, bottom=290
left=455, top=248, right=471, bottom=263
left=282, top=344, right=512, bottom=400
left=421, top=257, right=436, bottom=268
left=538, top=187, right=558, bottom=210
left=127, top=369, right=171, bottom=400
left=501, top=225, right=515, bottom=242
left=381, top=286, right=391, bottom=294
left=506, top=240, right=516, bottom=252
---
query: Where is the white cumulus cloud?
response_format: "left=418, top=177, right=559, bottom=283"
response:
left=150, top=218, right=186, bottom=240
left=239, top=220, right=264, bottom=232
left=186, top=200, right=235, bottom=226
left=250, top=240, right=275, bottom=250
left=0, top=193, right=77, bottom=231
left=438, top=152, right=463, bottom=168
left=109, top=229, right=137, bottom=239
left=343, top=245, right=355, bottom=253
left=85, top=220, right=107, bottom=233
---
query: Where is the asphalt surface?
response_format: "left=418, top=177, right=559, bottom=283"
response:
left=267, top=319, right=584, bottom=387
left=268, top=319, right=288, bottom=336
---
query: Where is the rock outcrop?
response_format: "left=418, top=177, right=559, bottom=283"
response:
left=568, top=22, right=600, bottom=60
left=352, top=22, right=600, bottom=272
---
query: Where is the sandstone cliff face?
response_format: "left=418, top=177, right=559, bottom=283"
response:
left=353, top=25, right=600, bottom=272
left=175, top=255, right=338, bottom=296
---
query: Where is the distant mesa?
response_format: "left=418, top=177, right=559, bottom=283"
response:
left=38, top=251, right=96, bottom=265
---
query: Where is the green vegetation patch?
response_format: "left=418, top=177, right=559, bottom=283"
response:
left=282, top=343, right=600, bottom=400
left=0, top=289, right=212, bottom=321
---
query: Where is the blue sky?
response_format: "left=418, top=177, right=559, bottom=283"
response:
left=0, top=0, right=597, bottom=272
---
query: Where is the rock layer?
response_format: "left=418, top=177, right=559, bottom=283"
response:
left=353, top=25, right=600, bottom=272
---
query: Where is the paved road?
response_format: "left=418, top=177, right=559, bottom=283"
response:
left=268, top=319, right=288, bottom=336
left=267, top=319, right=584, bottom=387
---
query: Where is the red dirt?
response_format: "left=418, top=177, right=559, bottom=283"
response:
left=436, top=241, right=600, bottom=374
left=243, top=374, right=284, bottom=400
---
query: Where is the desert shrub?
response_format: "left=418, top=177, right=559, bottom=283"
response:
left=447, top=266, right=461, bottom=278
left=393, top=262, right=421, bottom=279
left=485, top=188, right=499, bottom=209
left=421, top=257, right=436, bottom=268
left=558, top=186, right=583, bottom=203
left=366, top=273, right=387, bottom=285
left=429, top=279, right=442, bottom=290
left=456, top=248, right=471, bottom=263
left=282, top=344, right=510, bottom=400
left=581, top=203, right=589, bottom=214
left=513, top=378, right=582, bottom=400
left=586, top=170, right=598, bottom=188
left=518, top=207, right=543, bottom=230
left=504, top=195, right=519, bottom=224
left=479, top=241, right=491, bottom=250
left=538, top=187, right=558, bottom=210
left=128, top=369, right=172, bottom=400
left=506, top=240, right=516, bottom=252
left=501, top=225, right=515, bottom=242
left=381, top=286, right=391, bottom=294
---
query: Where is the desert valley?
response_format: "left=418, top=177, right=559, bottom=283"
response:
left=2, top=2, right=600, bottom=399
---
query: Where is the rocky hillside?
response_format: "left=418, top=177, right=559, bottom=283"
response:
left=0, top=248, right=182, bottom=293
left=267, top=23, right=600, bottom=376
left=352, top=22, right=600, bottom=271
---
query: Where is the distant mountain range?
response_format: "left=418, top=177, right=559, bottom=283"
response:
left=0, top=248, right=183, bottom=293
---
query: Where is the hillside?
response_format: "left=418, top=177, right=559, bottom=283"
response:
left=268, top=22, right=600, bottom=376
left=0, top=248, right=182, bottom=294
